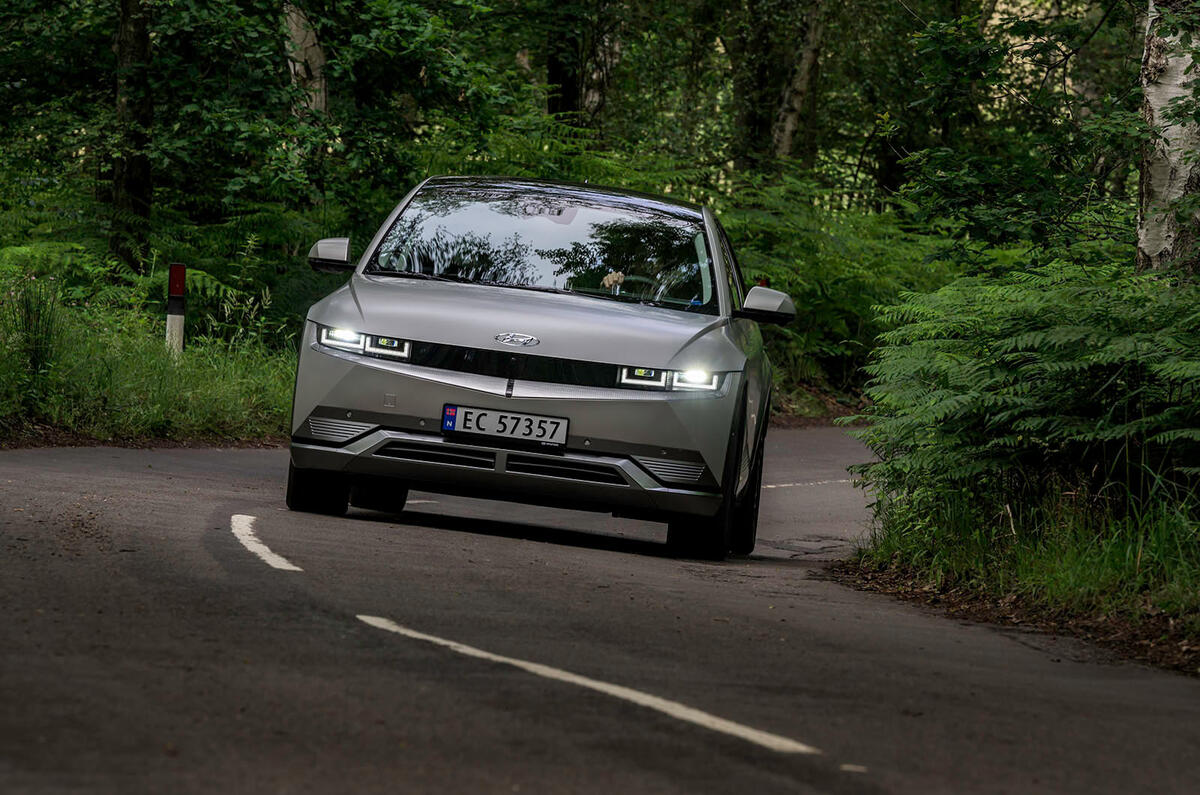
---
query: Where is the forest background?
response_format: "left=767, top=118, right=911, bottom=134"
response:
left=1, top=0, right=1198, bottom=662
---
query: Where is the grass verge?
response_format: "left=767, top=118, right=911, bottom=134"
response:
left=840, top=492, right=1200, bottom=675
left=1, top=278, right=293, bottom=444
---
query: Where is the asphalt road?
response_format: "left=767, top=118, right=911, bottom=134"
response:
left=1, top=428, right=1198, bottom=794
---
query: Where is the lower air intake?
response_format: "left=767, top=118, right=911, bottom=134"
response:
left=306, top=417, right=378, bottom=443
left=634, top=457, right=707, bottom=484
left=376, top=441, right=496, bottom=469
left=505, top=454, right=626, bottom=485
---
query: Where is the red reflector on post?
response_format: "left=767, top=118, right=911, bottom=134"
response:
left=168, top=263, right=186, bottom=298
left=166, top=263, right=186, bottom=353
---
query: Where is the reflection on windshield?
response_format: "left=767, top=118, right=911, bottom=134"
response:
left=368, top=183, right=716, bottom=314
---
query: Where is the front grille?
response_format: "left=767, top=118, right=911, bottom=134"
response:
left=634, top=457, right=707, bottom=484
left=305, top=417, right=377, bottom=443
left=375, top=441, right=496, bottom=469
left=505, top=454, right=626, bottom=485
left=407, top=341, right=618, bottom=388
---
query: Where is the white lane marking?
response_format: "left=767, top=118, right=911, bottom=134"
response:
left=357, top=614, right=820, bottom=755
left=840, top=764, right=869, bottom=773
left=764, top=479, right=852, bottom=490
left=407, top=499, right=438, bottom=505
left=231, top=514, right=302, bottom=571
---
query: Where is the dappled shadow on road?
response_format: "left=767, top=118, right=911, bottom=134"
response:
left=350, top=508, right=676, bottom=559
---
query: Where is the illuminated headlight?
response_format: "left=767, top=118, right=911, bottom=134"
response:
left=618, top=367, right=722, bottom=392
left=318, top=325, right=411, bottom=360
left=673, top=369, right=719, bottom=391
left=319, top=326, right=365, bottom=352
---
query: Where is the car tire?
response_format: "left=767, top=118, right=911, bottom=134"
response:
left=728, top=438, right=764, bottom=556
left=349, top=475, right=410, bottom=515
left=666, top=390, right=750, bottom=561
left=286, top=461, right=349, bottom=516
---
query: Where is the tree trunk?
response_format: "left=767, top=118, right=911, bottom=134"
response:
left=978, top=0, right=999, bottom=34
left=284, top=2, right=326, bottom=115
left=546, top=26, right=582, bottom=119
left=724, top=0, right=824, bottom=171
left=1138, top=0, right=1200, bottom=271
left=583, top=31, right=621, bottom=123
left=723, top=0, right=779, bottom=172
left=770, top=1, right=824, bottom=160
left=111, top=0, right=153, bottom=271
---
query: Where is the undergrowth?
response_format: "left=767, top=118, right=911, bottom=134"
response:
left=853, top=262, right=1200, bottom=633
left=0, top=277, right=292, bottom=442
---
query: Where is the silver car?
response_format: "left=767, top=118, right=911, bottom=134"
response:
left=287, top=176, right=795, bottom=558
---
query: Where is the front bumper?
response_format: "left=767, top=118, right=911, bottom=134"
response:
left=290, top=329, right=740, bottom=519
left=291, top=429, right=721, bottom=519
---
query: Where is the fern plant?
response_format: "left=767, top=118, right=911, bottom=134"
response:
left=858, top=264, right=1200, bottom=495
left=853, top=261, right=1200, bottom=613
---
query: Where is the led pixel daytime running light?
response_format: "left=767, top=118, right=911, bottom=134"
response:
left=618, top=366, right=722, bottom=391
left=319, top=325, right=410, bottom=360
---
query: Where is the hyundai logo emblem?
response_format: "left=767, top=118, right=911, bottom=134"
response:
left=495, top=332, right=540, bottom=347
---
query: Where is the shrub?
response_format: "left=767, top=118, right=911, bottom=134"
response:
left=718, top=176, right=959, bottom=391
left=854, top=262, right=1200, bottom=618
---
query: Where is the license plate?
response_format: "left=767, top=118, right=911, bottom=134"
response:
left=442, top=405, right=569, bottom=446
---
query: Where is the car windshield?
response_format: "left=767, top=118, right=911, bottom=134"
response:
left=366, top=182, right=717, bottom=315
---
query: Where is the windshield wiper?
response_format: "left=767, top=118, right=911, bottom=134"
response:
left=362, top=269, right=474, bottom=283
left=571, top=289, right=679, bottom=309
left=364, top=270, right=556, bottom=289
left=475, top=281, right=572, bottom=295
left=479, top=282, right=672, bottom=305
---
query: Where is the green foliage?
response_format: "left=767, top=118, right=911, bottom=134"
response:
left=861, top=265, right=1200, bottom=492
left=864, top=484, right=1200, bottom=627
left=1, top=277, right=62, bottom=413
left=0, top=0, right=1192, bottom=639
left=0, top=1, right=1174, bottom=441
left=0, top=278, right=292, bottom=441
left=0, top=172, right=341, bottom=345
left=719, top=175, right=958, bottom=388
left=842, top=3, right=1200, bottom=633
left=899, top=7, right=1144, bottom=266
left=854, top=262, right=1200, bottom=623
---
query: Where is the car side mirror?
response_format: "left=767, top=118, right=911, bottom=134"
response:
left=308, top=238, right=353, bottom=273
left=733, top=286, right=796, bottom=325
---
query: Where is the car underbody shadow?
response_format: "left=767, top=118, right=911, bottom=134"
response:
left=348, top=507, right=677, bottom=559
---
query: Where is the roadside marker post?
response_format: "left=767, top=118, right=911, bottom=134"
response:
left=166, top=263, right=186, bottom=354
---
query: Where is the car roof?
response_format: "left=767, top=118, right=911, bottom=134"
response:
left=420, top=175, right=705, bottom=222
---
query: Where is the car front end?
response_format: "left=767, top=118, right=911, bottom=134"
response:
left=290, top=281, right=749, bottom=522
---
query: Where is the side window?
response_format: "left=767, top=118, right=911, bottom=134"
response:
left=718, top=227, right=745, bottom=311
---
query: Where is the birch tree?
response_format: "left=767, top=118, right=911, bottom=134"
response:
left=723, top=0, right=825, bottom=169
left=770, top=0, right=825, bottom=161
left=1138, top=0, right=1200, bottom=271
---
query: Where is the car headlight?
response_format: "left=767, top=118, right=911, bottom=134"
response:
left=318, top=325, right=410, bottom=360
left=619, top=367, right=668, bottom=388
left=618, top=366, right=722, bottom=391
left=673, top=369, right=720, bottom=391
left=319, top=326, right=365, bottom=352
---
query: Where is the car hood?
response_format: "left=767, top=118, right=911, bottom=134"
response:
left=308, top=275, right=738, bottom=370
